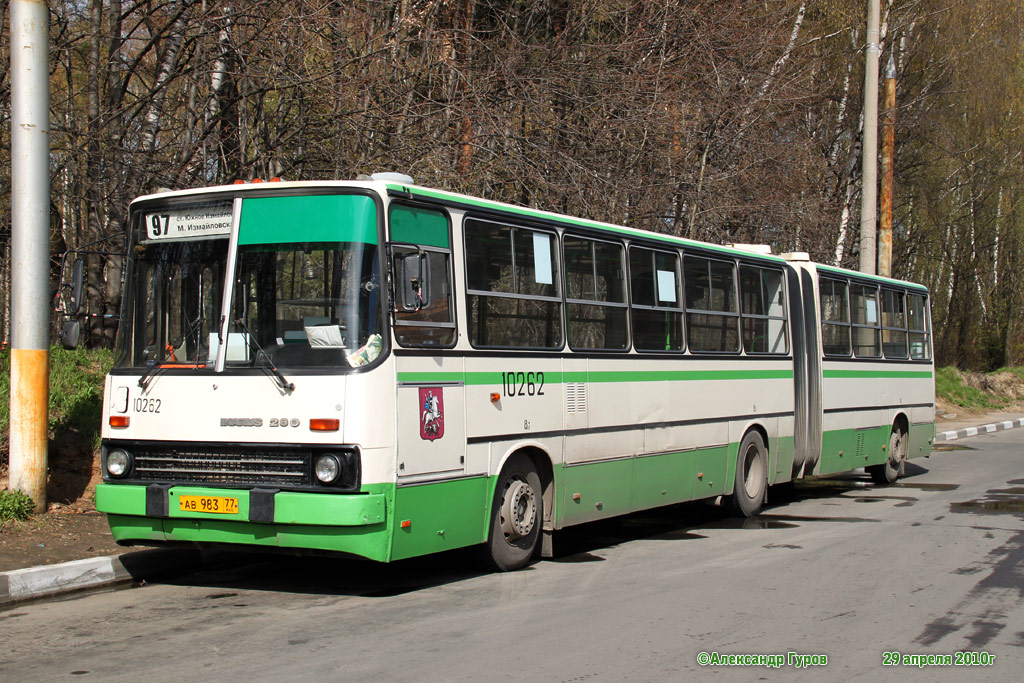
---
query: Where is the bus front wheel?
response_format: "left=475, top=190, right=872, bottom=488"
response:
left=868, top=427, right=905, bottom=485
left=730, top=431, right=767, bottom=517
left=483, top=454, right=542, bottom=571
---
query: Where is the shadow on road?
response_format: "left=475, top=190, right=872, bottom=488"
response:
left=147, top=463, right=953, bottom=598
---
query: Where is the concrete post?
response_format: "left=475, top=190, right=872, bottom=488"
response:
left=859, top=0, right=881, bottom=275
left=8, top=0, right=51, bottom=513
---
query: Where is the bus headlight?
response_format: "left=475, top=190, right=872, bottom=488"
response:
left=314, top=453, right=341, bottom=484
left=106, top=449, right=132, bottom=478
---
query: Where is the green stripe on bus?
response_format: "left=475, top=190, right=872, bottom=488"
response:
left=398, top=369, right=794, bottom=384
left=823, top=369, right=932, bottom=379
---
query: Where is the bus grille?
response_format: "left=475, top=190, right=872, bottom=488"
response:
left=132, top=445, right=311, bottom=487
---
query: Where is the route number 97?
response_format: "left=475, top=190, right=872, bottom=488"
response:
left=501, top=371, right=545, bottom=397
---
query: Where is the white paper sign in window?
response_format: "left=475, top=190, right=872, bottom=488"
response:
left=533, top=232, right=553, bottom=285
left=656, top=269, right=677, bottom=304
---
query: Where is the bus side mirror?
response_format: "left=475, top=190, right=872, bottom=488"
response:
left=398, top=252, right=431, bottom=311
left=69, top=257, right=84, bottom=314
left=61, top=320, right=81, bottom=350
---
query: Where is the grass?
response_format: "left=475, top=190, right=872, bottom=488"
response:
left=0, top=488, right=35, bottom=522
left=934, top=366, right=1011, bottom=410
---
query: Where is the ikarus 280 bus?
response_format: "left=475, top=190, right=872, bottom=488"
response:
left=95, top=175, right=935, bottom=570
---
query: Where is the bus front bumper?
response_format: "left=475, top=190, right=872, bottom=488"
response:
left=95, top=483, right=392, bottom=561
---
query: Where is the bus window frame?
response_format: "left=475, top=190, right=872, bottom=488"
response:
left=388, top=198, right=458, bottom=350
left=683, top=253, right=741, bottom=355
left=738, top=262, right=790, bottom=356
left=820, top=276, right=852, bottom=358
left=463, top=215, right=564, bottom=351
left=563, top=233, right=630, bottom=352
left=628, top=243, right=685, bottom=354
left=907, top=290, right=932, bottom=361
left=850, top=282, right=881, bottom=358
left=880, top=287, right=909, bottom=359
left=388, top=242, right=458, bottom=349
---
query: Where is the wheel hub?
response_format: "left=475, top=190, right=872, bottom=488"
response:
left=500, top=477, right=536, bottom=541
left=889, top=431, right=905, bottom=466
left=743, top=444, right=765, bottom=498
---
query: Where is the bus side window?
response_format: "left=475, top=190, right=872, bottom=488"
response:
left=684, top=255, right=739, bottom=353
left=820, top=277, right=851, bottom=356
left=564, top=235, right=628, bottom=350
left=881, top=289, right=908, bottom=358
left=389, top=204, right=456, bottom=348
left=740, top=265, right=788, bottom=354
left=851, top=284, right=881, bottom=357
left=630, top=246, right=683, bottom=352
left=907, top=292, right=931, bottom=360
left=464, top=218, right=562, bottom=349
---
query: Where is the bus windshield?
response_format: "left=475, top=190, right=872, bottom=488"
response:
left=225, top=240, right=382, bottom=368
left=116, top=192, right=383, bottom=371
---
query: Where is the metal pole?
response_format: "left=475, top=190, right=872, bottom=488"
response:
left=878, top=54, right=896, bottom=278
left=8, top=0, right=51, bottom=512
left=859, top=0, right=881, bottom=275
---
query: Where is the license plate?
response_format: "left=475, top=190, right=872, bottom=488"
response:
left=179, top=495, right=238, bottom=515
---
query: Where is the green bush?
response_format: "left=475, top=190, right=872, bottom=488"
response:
left=0, top=489, right=35, bottom=522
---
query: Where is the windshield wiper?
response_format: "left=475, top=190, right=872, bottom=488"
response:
left=233, top=318, right=295, bottom=393
left=137, top=315, right=207, bottom=390
left=138, top=345, right=174, bottom=391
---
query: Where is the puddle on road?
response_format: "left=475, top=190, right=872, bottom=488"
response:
left=757, top=513, right=881, bottom=524
left=893, top=482, right=960, bottom=491
left=952, top=499, right=1024, bottom=515
left=951, top=484, right=1024, bottom=516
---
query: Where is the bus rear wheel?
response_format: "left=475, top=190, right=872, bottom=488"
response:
left=868, top=427, right=905, bottom=485
left=483, top=454, right=542, bottom=571
left=730, top=431, right=767, bottom=517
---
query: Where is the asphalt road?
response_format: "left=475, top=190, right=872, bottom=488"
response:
left=2, top=431, right=1022, bottom=682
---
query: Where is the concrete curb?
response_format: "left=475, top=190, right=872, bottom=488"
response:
left=935, top=417, right=1024, bottom=443
left=0, top=548, right=202, bottom=607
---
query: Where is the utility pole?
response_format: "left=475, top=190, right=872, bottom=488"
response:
left=8, top=0, right=51, bottom=512
left=878, top=54, right=896, bottom=278
left=859, top=0, right=881, bottom=275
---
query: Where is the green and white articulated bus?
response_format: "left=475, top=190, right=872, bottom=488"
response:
left=95, top=174, right=935, bottom=570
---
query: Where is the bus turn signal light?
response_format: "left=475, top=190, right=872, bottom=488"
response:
left=490, top=393, right=500, bottom=402
left=109, top=415, right=130, bottom=428
left=309, top=418, right=340, bottom=431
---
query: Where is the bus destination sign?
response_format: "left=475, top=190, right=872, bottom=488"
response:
left=143, top=204, right=232, bottom=241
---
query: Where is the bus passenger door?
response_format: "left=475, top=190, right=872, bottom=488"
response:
left=388, top=203, right=465, bottom=478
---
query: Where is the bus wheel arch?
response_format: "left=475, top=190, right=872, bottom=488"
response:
left=483, top=447, right=552, bottom=571
left=729, top=428, right=769, bottom=518
left=869, top=415, right=908, bottom=485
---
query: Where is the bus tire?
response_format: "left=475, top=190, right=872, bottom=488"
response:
left=868, top=427, right=905, bottom=485
left=730, top=431, right=767, bottom=518
left=483, top=454, right=542, bottom=571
